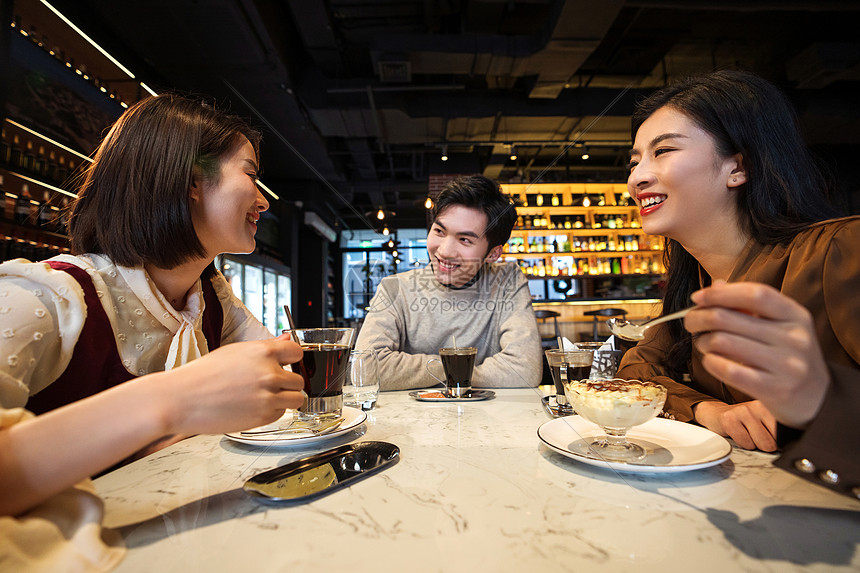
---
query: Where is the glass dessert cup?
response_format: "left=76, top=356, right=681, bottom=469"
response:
left=564, top=378, right=667, bottom=462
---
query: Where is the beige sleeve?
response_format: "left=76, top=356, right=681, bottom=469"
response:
left=0, top=260, right=87, bottom=407
left=0, top=407, right=126, bottom=571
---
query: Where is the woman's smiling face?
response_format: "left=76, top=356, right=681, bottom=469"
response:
left=190, top=137, right=269, bottom=259
left=627, top=106, right=745, bottom=246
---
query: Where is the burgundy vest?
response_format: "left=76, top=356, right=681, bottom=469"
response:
left=26, top=261, right=224, bottom=415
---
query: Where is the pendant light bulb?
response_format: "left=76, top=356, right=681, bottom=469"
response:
left=582, top=196, right=591, bottom=207
left=424, top=196, right=433, bottom=209
left=441, top=145, right=448, bottom=162
left=382, top=226, right=390, bottom=236
left=377, top=208, right=385, bottom=220
left=509, top=144, right=517, bottom=161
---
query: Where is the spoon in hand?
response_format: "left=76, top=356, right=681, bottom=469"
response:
left=607, top=306, right=695, bottom=341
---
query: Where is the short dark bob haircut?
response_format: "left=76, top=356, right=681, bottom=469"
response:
left=431, top=175, right=517, bottom=249
left=69, top=93, right=261, bottom=269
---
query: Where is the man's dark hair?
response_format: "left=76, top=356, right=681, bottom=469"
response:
left=69, top=93, right=261, bottom=269
left=431, top=175, right=517, bottom=249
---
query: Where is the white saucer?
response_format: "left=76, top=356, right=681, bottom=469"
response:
left=225, top=407, right=367, bottom=447
left=409, top=390, right=495, bottom=402
left=537, top=415, right=731, bottom=473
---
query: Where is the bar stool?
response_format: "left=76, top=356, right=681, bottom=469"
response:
left=534, top=309, right=561, bottom=349
left=582, top=308, right=627, bottom=342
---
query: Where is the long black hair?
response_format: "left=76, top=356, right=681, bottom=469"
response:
left=631, top=70, right=843, bottom=374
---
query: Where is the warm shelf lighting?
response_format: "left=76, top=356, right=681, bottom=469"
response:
left=582, top=196, right=591, bottom=207
left=509, top=144, right=517, bottom=161
left=39, top=0, right=137, bottom=79
left=5, top=119, right=92, bottom=163
left=441, top=145, right=448, bottom=162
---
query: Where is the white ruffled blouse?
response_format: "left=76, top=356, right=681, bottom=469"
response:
left=0, top=254, right=272, bottom=408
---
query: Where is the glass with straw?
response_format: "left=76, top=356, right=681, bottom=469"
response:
left=426, top=335, right=477, bottom=398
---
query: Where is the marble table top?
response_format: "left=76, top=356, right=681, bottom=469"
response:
left=95, top=388, right=860, bottom=572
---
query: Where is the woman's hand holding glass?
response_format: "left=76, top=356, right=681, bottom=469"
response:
left=686, top=281, right=831, bottom=448
left=154, top=334, right=306, bottom=436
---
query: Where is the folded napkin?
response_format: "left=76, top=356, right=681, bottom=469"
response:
left=558, top=336, right=619, bottom=378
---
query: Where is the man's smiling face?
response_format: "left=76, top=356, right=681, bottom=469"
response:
left=426, top=204, right=501, bottom=287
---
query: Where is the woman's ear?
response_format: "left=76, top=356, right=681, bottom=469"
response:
left=727, top=153, right=747, bottom=188
left=189, top=169, right=204, bottom=202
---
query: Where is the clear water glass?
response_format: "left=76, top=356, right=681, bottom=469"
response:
left=344, top=349, right=380, bottom=411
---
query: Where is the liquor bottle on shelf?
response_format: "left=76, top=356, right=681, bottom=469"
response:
left=9, top=134, right=23, bottom=167
left=0, top=126, right=9, bottom=163
left=57, top=197, right=70, bottom=234
left=34, top=145, right=47, bottom=177
left=46, top=150, right=58, bottom=181
left=15, top=184, right=33, bottom=224
left=22, top=140, right=35, bottom=172
left=38, top=191, right=53, bottom=230
left=57, top=155, right=68, bottom=182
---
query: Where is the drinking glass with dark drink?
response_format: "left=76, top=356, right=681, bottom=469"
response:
left=544, top=349, right=593, bottom=415
left=426, top=347, right=477, bottom=398
left=289, top=328, right=355, bottom=421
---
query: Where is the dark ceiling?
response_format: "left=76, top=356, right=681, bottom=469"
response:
left=31, top=0, right=860, bottom=231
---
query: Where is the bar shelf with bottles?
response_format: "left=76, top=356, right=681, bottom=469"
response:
left=500, top=182, right=664, bottom=303
left=0, top=119, right=78, bottom=262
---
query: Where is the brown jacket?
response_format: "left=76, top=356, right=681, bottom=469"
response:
left=618, top=216, right=860, bottom=497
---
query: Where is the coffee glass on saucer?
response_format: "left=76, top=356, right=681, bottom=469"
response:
left=564, top=378, right=667, bottom=462
left=289, top=328, right=355, bottom=421
left=544, top=349, right=594, bottom=415
left=426, top=346, right=477, bottom=397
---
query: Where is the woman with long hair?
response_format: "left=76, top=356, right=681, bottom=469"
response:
left=617, top=70, right=859, bottom=496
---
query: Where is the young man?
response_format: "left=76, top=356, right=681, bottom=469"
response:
left=355, top=175, right=542, bottom=390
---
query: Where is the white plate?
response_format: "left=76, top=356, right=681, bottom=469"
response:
left=537, top=415, right=731, bottom=473
left=225, top=407, right=367, bottom=447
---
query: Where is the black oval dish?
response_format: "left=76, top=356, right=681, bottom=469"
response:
left=243, top=441, right=400, bottom=504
